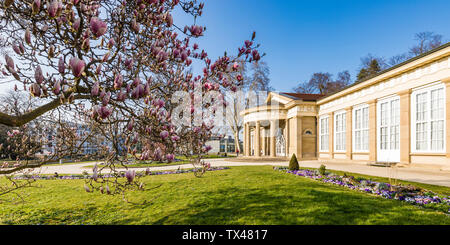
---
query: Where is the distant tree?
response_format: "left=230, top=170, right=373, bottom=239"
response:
left=388, top=53, right=410, bottom=67
left=357, top=54, right=387, bottom=81
left=247, top=61, right=273, bottom=93
left=409, top=32, right=443, bottom=56
left=293, top=71, right=351, bottom=95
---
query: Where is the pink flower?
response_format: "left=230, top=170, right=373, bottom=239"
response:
left=53, top=80, right=61, bottom=95
left=107, top=38, right=115, bottom=49
left=171, top=135, right=180, bottom=141
left=127, top=119, right=134, bottom=131
left=97, top=106, right=112, bottom=119
left=131, top=84, right=145, bottom=99
left=166, top=154, right=174, bottom=162
left=189, top=25, right=203, bottom=37
left=91, top=82, right=100, bottom=97
left=12, top=43, right=22, bottom=55
left=25, top=28, right=31, bottom=45
left=125, top=170, right=135, bottom=183
left=114, top=74, right=123, bottom=90
left=131, top=19, right=140, bottom=33
left=47, top=1, right=61, bottom=18
left=58, top=56, right=65, bottom=74
left=4, top=54, right=14, bottom=71
left=32, top=0, right=41, bottom=14
left=116, top=90, right=127, bottom=101
left=69, top=57, right=85, bottom=77
left=34, top=65, right=43, bottom=84
left=30, top=83, right=41, bottom=97
left=160, top=130, right=169, bottom=140
left=252, top=50, right=261, bottom=61
left=102, top=92, right=111, bottom=106
left=90, top=17, right=107, bottom=38
left=72, top=18, right=80, bottom=31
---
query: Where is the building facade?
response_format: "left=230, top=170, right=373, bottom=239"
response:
left=241, top=43, right=450, bottom=170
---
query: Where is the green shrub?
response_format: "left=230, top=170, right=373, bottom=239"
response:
left=318, top=164, right=327, bottom=176
left=289, top=154, right=299, bottom=171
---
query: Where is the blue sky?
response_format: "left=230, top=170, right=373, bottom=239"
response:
left=1, top=0, right=449, bottom=95
left=180, top=0, right=450, bottom=92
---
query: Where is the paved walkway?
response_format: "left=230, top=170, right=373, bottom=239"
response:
left=28, top=158, right=450, bottom=188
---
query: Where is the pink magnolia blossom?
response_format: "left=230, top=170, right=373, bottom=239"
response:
left=47, top=1, right=61, bottom=18
left=58, top=56, right=65, bottom=74
left=4, top=55, right=14, bottom=71
left=25, top=28, right=31, bottom=45
left=69, top=57, right=85, bottom=77
left=97, top=106, right=112, bottom=119
left=160, top=130, right=169, bottom=140
left=189, top=25, right=203, bottom=37
left=127, top=119, right=134, bottom=131
left=90, top=17, right=107, bottom=38
left=30, top=83, right=41, bottom=97
left=72, top=18, right=80, bottom=31
left=91, top=82, right=100, bottom=96
left=125, top=170, right=135, bottom=183
left=32, top=0, right=41, bottom=14
left=34, top=65, right=43, bottom=84
left=53, top=80, right=61, bottom=95
left=114, top=74, right=123, bottom=90
left=166, top=154, right=174, bottom=162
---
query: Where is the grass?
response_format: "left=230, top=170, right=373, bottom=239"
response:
left=0, top=166, right=449, bottom=225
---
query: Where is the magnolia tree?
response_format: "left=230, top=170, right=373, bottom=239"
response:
left=0, top=0, right=263, bottom=197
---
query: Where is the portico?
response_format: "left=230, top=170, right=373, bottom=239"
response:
left=241, top=93, right=324, bottom=160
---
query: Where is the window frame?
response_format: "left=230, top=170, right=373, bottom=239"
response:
left=319, top=115, right=329, bottom=152
left=334, top=110, right=347, bottom=153
left=352, top=104, right=369, bottom=153
left=411, top=82, right=446, bottom=153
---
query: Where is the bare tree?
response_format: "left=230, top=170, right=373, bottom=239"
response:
left=293, top=71, right=351, bottom=95
left=409, top=32, right=443, bottom=56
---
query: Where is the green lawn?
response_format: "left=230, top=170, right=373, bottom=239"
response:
left=0, top=166, right=449, bottom=225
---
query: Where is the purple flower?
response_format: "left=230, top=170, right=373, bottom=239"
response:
left=69, top=57, right=85, bottom=77
left=166, top=154, right=175, bottom=162
left=53, top=80, right=61, bottom=95
left=72, top=18, right=80, bottom=31
left=4, top=54, right=14, bottom=72
left=34, top=65, right=43, bottom=84
left=114, top=74, right=123, bottom=90
left=58, top=56, right=65, bottom=74
left=30, top=83, right=41, bottom=97
left=32, top=0, right=41, bottom=14
left=90, top=17, right=107, bottom=38
left=97, top=106, right=112, bottom=119
left=25, top=28, right=31, bottom=45
left=125, top=170, right=135, bottom=183
left=127, top=119, right=134, bottom=131
left=47, top=0, right=61, bottom=18
left=160, top=130, right=169, bottom=140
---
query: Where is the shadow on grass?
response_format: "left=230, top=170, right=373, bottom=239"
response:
left=150, top=183, right=450, bottom=225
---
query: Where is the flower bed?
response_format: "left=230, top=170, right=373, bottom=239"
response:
left=274, top=166, right=450, bottom=214
left=13, top=167, right=230, bottom=180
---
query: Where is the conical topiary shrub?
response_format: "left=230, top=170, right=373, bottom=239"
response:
left=289, top=154, right=299, bottom=171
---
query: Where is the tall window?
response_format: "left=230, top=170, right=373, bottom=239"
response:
left=319, top=116, right=329, bottom=151
left=334, top=111, right=346, bottom=152
left=412, top=83, right=446, bottom=152
left=353, top=105, right=369, bottom=152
